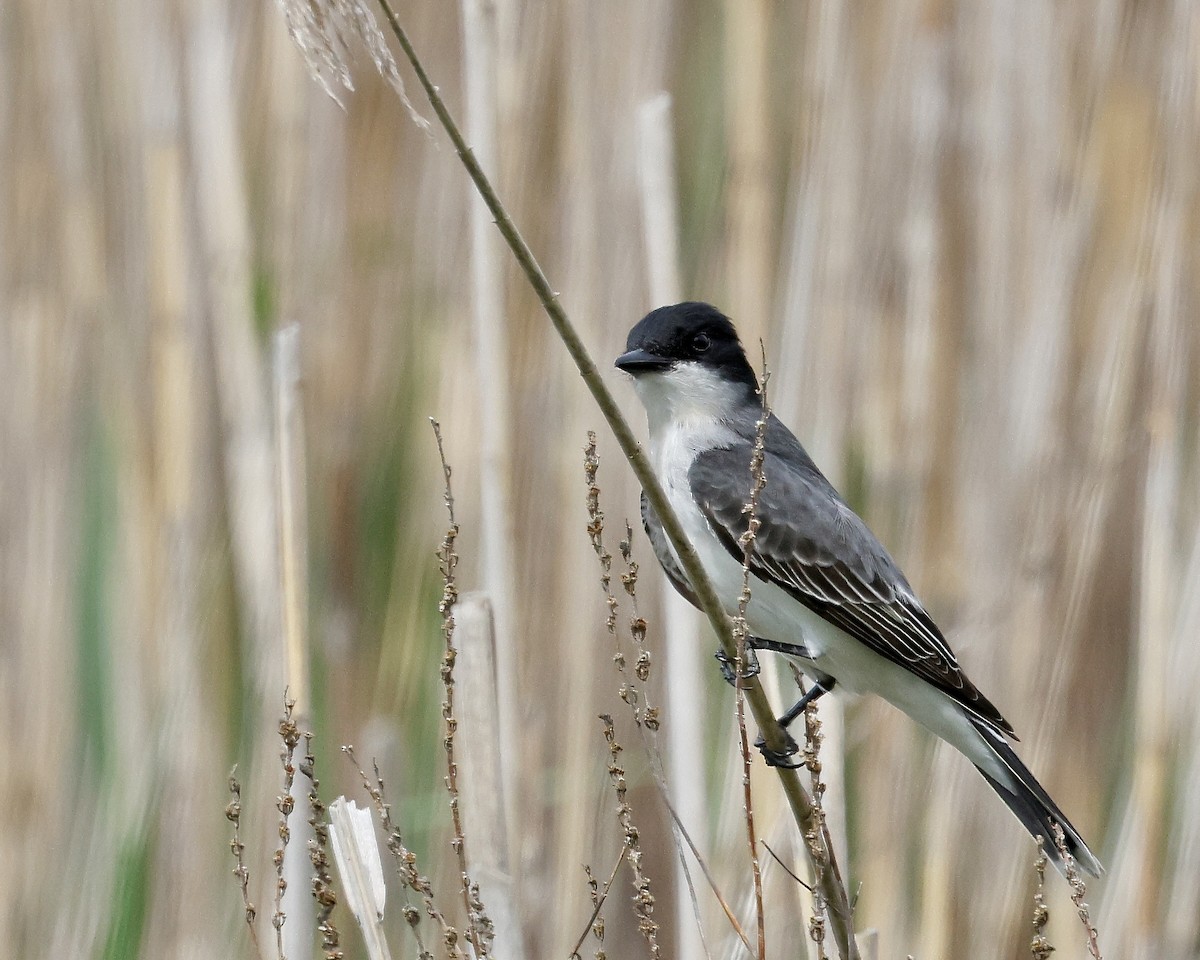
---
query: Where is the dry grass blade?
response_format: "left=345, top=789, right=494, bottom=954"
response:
left=568, top=845, right=628, bottom=960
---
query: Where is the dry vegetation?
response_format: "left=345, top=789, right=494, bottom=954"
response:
left=4, top=0, right=1200, bottom=958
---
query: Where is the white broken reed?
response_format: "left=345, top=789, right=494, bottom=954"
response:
left=328, top=797, right=392, bottom=960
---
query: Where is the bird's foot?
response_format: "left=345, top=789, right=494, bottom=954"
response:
left=754, top=732, right=804, bottom=768
left=715, top=646, right=761, bottom=686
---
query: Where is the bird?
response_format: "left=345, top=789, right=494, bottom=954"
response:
left=615, top=300, right=1102, bottom=876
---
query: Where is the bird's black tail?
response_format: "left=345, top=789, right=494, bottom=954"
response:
left=970, top=719, right=1103, bottom=878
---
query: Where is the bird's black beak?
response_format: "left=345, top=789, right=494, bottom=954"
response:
left=615, top=348, right=672, bottom=373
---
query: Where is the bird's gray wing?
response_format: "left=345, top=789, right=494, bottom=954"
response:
left=642, top=490, right=815, bottom=667
left=641, top=490, right=700, bottom=608
left=690, top=429, right=1015, bottom=738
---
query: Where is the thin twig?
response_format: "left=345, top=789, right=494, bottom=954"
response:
left=226, top=766, right=264, bottom=959
left=657, top=777, right=748, bottom=950
left=600, top=715, right=662, bottom=959
left=300, top=733, right=342, bottom=960
left=275, top=694, right=302, bottom=959
left=733, top=361, right=771, bottom=960
left=1029, top=838, right=1053, bottom=960
left=359, top=7, right=859, bottom=955
left=802, top=684, right=828, bottom=960
left=430, top=419, right=492, bottom=960
left=1051, top=823, right=1103, bottom=959
left=761, top=841, right=813, bottom=893
left=568, top=845, right=629, bottom=960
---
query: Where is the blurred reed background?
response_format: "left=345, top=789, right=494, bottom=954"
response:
left=3, top=0, right=1199, bottom=957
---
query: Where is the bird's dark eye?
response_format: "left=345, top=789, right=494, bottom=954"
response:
left=691, top=333, right=711, bottom=354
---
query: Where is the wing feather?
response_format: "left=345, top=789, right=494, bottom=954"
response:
left=689, top=418, right=1015, bottom=738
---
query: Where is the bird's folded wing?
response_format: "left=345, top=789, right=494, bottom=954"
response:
left=641, top=490, right=701, bottom=608
left=689, top=439, right=1015, bottom=739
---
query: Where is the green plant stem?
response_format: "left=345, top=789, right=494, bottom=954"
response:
left=372, top=3, right=859, bottom=956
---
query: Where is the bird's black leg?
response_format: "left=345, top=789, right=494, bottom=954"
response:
left=714, top=644, right=760, bottom=685
left=715, top=637, right=815, bottom=686
left=777, top=678, right=835, bottom=729
left=754, top=678, right=836, bottom=769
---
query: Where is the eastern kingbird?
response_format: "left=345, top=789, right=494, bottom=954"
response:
left=616, top=301, right=1102, bottom=876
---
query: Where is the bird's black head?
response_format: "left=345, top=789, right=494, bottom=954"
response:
left=615, top=302, right=758, bottom=392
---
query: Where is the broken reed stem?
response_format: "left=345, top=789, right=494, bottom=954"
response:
left=344, top=746, right=454, bottom=960
left=600, top=715, right=662, bottom=959
left=344, top=6, right=859, bottom=955
left=1029, top=839, right=1053, bottom=960
left=226, top=766, right=264, bottom=959
left=802, top=682, right=828, bottom=960
left=430, top=419, right=492, bottom=960
left=569, top=845, right=629, bottom=960
left=301, top=733, right=342, bottom=960
left=1051, top=823, right=1103, bottom=959
left=733, top=364, right=771, bottom=960
left=275, top=694, right=302, bottom=956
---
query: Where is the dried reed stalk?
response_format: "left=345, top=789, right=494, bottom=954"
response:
left=459, top=0, right=521, bottom=871
left=636, top=92, right=709, bottom=960
left=453, top=594, right=523, bottom=959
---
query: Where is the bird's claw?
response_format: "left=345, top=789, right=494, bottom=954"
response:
left=715, top=646, right=761, bottom=686
left=754, top=732, right=804, bottom=768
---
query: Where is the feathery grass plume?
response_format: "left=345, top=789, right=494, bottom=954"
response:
left=1051, top=823, right=1102, bottom=959
left=430, top=419, right=493, bottom=959
left=273, top=0, right=428, bottom=127
left=275, top=695, right=303, bottom=955
left=1029, top=839, right=1053, bottom=960
left=569, top=847, right=628, bottom=960
left=301, top=733, right=343, bottom=960
left=733, top=361, right=772, bottom=960
left=600, top=715, right=661, bottom=959
left=226, top=767, right=263, bottom=958
left=343, top=747, right=451, bottom=960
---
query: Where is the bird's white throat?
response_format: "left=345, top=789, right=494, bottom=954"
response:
left=632, top=361, right=748, bottom=446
